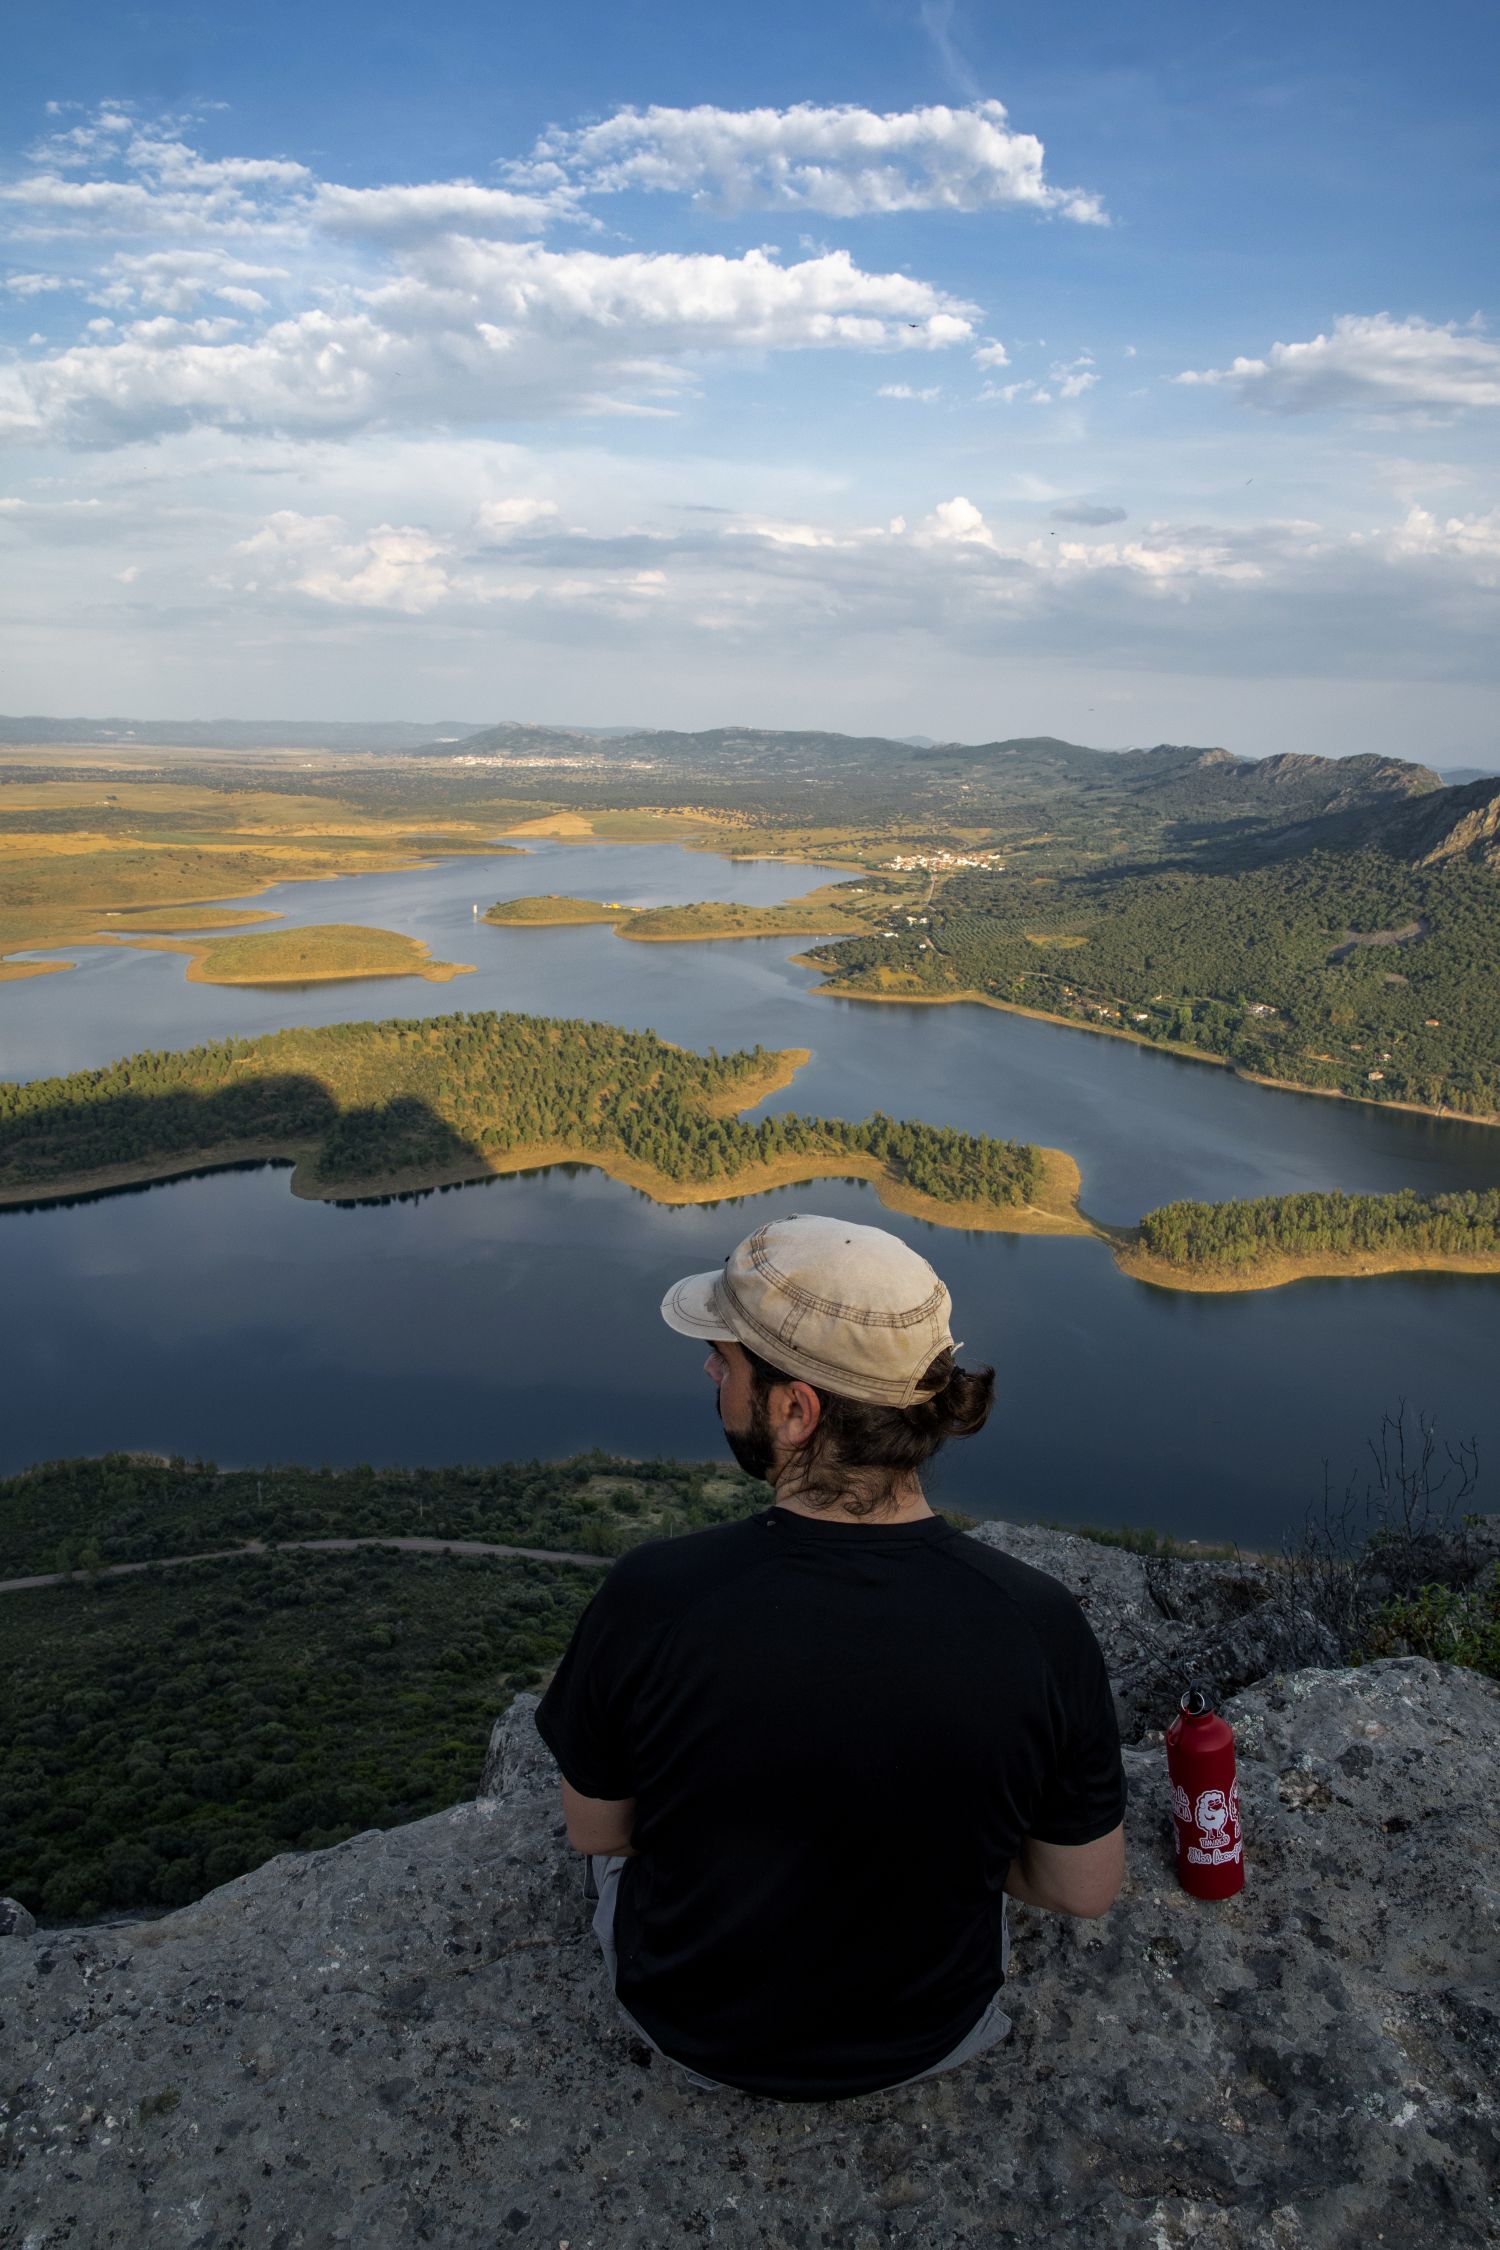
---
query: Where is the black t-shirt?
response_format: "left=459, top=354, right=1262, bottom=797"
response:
left=534, top=1505, right=1126, bottom=2101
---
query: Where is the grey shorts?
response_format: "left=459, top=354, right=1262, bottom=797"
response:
left=589, top=1854, right=1013, bottom=2098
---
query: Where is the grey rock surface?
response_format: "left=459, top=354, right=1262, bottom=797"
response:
left=968, top=1520, right=1342, bottom=1741
left=3, top=1530, right=1498, bottom=2250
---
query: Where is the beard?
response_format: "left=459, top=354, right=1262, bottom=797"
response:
left=716, top=1385, right=776, bottom=1484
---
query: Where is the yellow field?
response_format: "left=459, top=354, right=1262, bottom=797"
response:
left=0, top=777, right=521, bottom=978
left=97, top=907, right=282, bottom=933
left=484, top=878, right=902, bottom=945
left=621, top=884, right=880, bottom=941
left=497, top=809, right=706, bottom=842
left=118, top=924, right=475, bottom=987
left=484, top=895, right=631, bottom=925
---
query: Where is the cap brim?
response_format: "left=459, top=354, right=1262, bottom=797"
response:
left=660, top=1269, right=738, bottom=1342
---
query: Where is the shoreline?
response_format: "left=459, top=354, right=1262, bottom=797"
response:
left=8, top=795, right=1490, bottom=1133
left=96, top=930, right=476, bottom=987
left=0, top=833, right=525, bottom=979
left=0, top=1133, right=1085, bottom=1235
left=790, top=965, right=1500, bottom=1133
left=476, top=849, right=1494, bottom=1131
left=1112, top=1241, right=1500, bottom=1294
left=4, top=1131, right=1495, bottom=1293
left=483, top=875, right=881, bottom=948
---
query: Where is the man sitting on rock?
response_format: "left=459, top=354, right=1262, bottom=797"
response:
left=534, top=1213, right=1127, bottom=2102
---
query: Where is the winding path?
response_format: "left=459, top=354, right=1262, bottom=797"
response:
left=0, top=1534, right=616, bottom=1597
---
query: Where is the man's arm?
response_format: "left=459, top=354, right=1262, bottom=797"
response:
left=1004, top=1822, right=1125, bottom=1919
left=560, top=1777, right=638, bottom=1857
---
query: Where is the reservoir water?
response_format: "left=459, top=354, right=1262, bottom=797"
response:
left=3, top=837, right=1497, bottom=1543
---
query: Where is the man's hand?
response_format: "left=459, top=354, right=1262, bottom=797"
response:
left=1004, top=1822, right=1124, bottom=1918
left=560, top=1778, right=638, bottom=1856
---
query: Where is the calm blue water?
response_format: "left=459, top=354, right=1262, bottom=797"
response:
left=2, top=837, right=1497, bottom=1541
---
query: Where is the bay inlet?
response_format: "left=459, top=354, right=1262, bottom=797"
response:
left=3, top=837, right=1497, bottom=1544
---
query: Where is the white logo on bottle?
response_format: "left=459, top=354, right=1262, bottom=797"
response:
left=1186, top=1779, right=1242, bottom=1867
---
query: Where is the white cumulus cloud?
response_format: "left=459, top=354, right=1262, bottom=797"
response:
left=4, top=109, right=313, bottom=242
left=474, top=495, right=560, bottom=539
left=234, top=510, right=453, bottom=611
left=1, top=242, right=976, bottom=444
left=1178, top=313, right=1500, bottom=415
left=93, top=249, right=289, bottom=313
left=1, top=100, right=985, bottom=447
left=512, top=100, right=1104, bottom=222
left=1384, top=503, right=1500, bottom=568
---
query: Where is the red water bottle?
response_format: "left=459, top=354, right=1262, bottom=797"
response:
left=1165, top=1686, right=1244, bottom=1899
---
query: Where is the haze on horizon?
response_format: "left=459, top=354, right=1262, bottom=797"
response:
left=1, top=0, right=1496, bottom=763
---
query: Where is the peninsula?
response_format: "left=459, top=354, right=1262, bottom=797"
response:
left=3, top=1012, right=1497, bottom=1289
left=0, top=1010, right=1067, bottom=1232
left=6, top=735, right=1495, bottom=1125
left=1118, top=1186, right=1500, bottom=1291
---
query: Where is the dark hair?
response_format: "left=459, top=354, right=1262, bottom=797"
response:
left=741, top=1341, right=995, bottom=1520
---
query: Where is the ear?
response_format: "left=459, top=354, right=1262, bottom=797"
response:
left=776, top=1378, right=823, bottom=1444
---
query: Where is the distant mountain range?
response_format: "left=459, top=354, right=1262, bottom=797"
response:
left=3, top=711, right=1492, bottom=778
left=4, top=709, right=1495, bottom=873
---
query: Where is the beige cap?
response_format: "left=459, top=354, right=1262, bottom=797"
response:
left=660, top=1213, right=958, bottom=1408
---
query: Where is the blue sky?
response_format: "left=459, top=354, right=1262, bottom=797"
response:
left=1, top=0, right=1496, bottom=756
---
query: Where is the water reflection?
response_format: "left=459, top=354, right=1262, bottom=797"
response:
left=3, top=837, right=1497, bottom=1224
left=2, top=836, right=1495, bottom=1539
left=2, top=1158, right=1496, bottom=1547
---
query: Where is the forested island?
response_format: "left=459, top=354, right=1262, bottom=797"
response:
left=0, top=1010, right=1061, bottom=1228
left=5, top=1011, right=1499, bottom=1283
left=1125, top=1187, right=1500, bottom=1289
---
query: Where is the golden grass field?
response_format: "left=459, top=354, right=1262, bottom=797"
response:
left=484, top=894, right=632, bottom=925
left=97, top=907, right=282, bottom=933
left=0, top=771, right=744, bottom=979
left=115, top=924, right=476, bottom=987
left=483, top=877, right=911, bottom=944
left=0, top=775, right=527, bottom=979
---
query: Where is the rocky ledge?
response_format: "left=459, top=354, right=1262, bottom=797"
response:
left=2, top=1526, right=1498, bottom=2249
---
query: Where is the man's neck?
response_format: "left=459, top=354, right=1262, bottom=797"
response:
left=772, top=1473, right=934, bottom=1525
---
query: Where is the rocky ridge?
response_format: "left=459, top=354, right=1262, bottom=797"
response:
left=1403, top=775, right=1500, bottom=872
left=2, top=1522, right=1497, bottom=2249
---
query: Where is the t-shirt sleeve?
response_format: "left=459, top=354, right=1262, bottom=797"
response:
left=1025, top=1603, right=1129, bottom=1847
left=533, top=1563, right=648, bottom=1800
